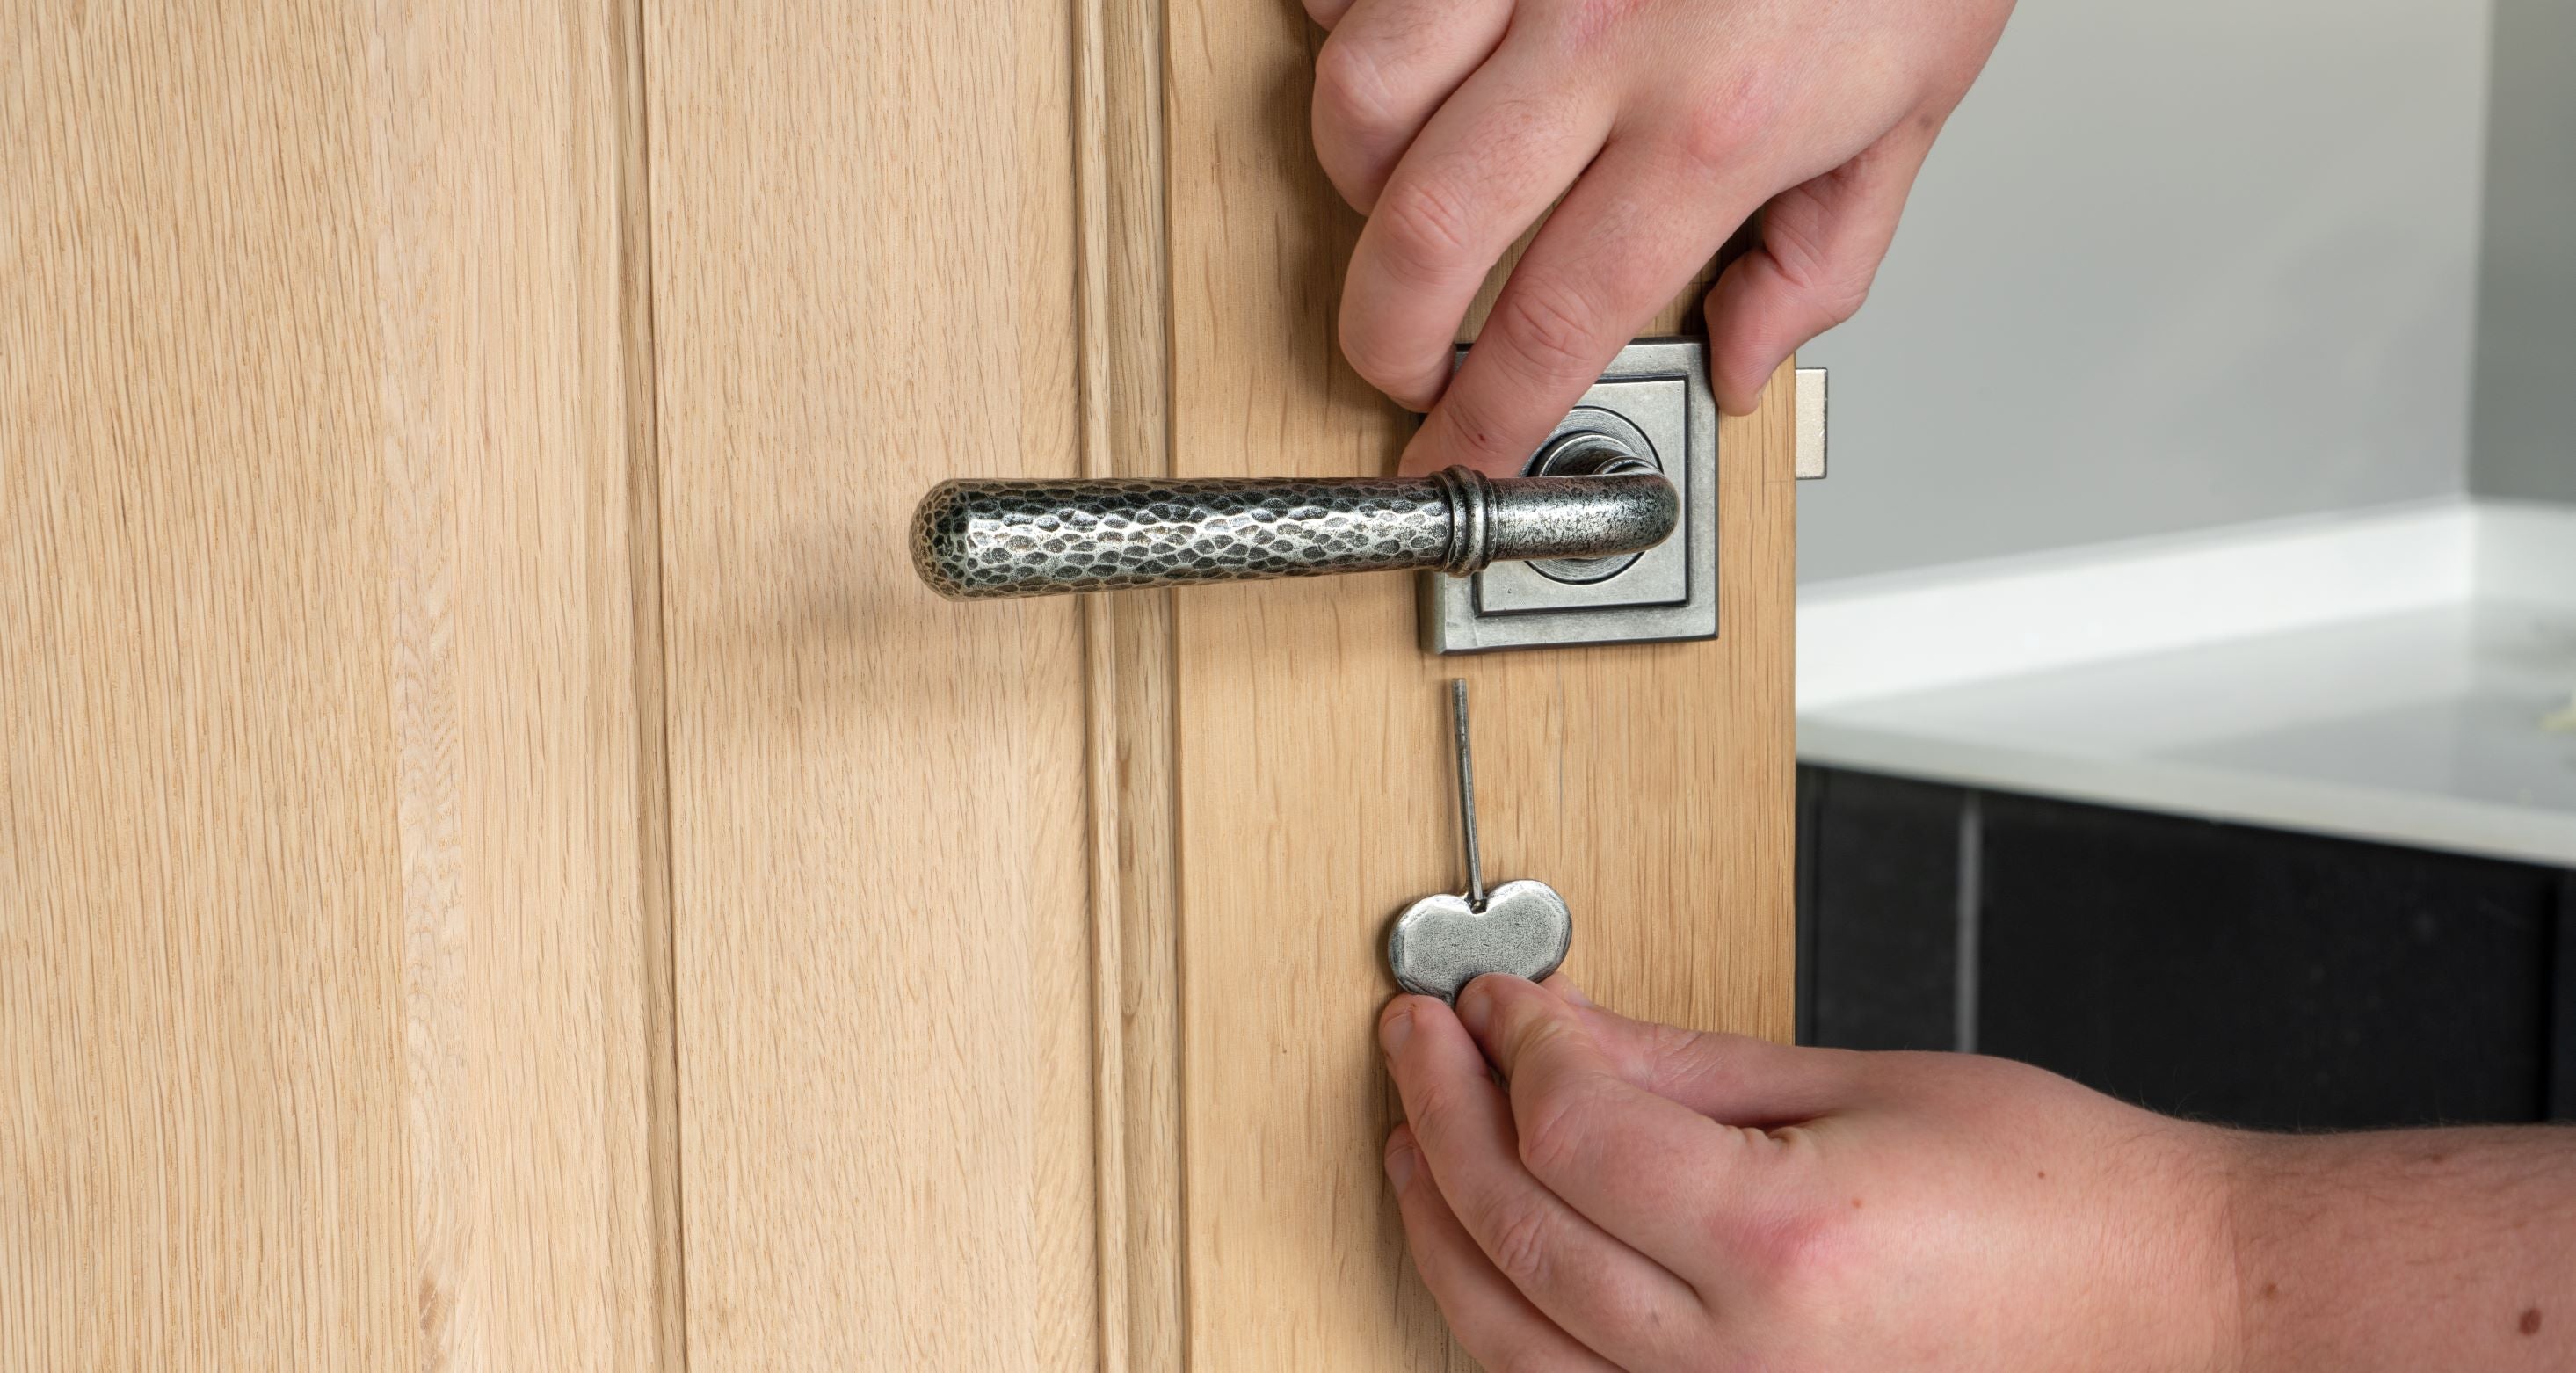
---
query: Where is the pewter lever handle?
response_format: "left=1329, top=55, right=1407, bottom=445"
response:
left=910, top=466, right=1678, bottom=600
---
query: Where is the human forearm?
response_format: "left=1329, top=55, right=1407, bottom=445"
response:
left=1378, top=975, right=2576, bottom=1371
left=2227, top=1125, right=2576, bottom=1372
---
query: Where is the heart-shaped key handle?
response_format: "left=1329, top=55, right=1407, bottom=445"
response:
left=1388, top=879, right=1572, bottom=1001
left=1383, top=680, right=1575, bottom=1002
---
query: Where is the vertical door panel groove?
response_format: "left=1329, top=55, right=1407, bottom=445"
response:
left=615, top=0, right=693, bottom=1362
left=1075, top=0, right=1190, bottom=1363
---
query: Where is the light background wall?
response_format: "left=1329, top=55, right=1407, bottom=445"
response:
left=1796, top=0, right=2503, bottom=583
left=2469, top=0, right=2576, bottom=505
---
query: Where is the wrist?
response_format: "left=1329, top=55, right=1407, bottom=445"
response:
left=2154, top=1118, right=2256, bottom=1373
left=2082, top=1108, right=2254, bottom=1373
left=2217, top=1130, right=2366, bottom=1373
left=2202, top=1124, right=2260, bottom=1373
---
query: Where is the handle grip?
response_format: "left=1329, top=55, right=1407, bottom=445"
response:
left=910, top=466, right=1678, bottom=600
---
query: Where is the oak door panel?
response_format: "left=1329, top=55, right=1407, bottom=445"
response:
left=2, top=1, right=677, bottom=1367
left=641, top=0, right=1101, bottom=1366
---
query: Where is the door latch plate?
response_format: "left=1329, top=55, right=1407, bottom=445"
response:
left=1421, top=338, right=1719, bottom=653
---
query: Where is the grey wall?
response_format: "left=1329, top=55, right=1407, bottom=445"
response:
left=1797, top=0, right=2494, bottom=583
left=2469, top=0, right=2576, bottom=505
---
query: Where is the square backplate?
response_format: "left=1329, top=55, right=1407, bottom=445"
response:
left=1421, top=338, right=1719, bottom=654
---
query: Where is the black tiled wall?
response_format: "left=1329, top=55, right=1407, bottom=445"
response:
left=1798, top=770, right=1963, bottom=1052
left=1797, top=766, right=2576, bottom=1130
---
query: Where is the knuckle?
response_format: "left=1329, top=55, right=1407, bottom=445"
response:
left=1490, top=278, right=1606, bottom=381
left=1311, top=38, right=1397, bottom=137
left=1513, top=1082, right=1592, bottom=1185
left=1398, top=1080, right=1460, bottom=1151
left=1372, top=174, right=1481, bottom=283
left=1647, top=1020, right=1709, bottom=1068
left=1730, top=1199, right=1854, bottom=1312
left=1802, top=245, right=1880, bottom=323
left=1645, top=1021, right=1717, bottom=1088
left=1673, top=72, right=1781, bottom=179
left=1482, top=1195, right=1563, bottom=1293
left=1776, top=260, right=1873, bottom=334
left=1815, top=276, right=1872, bottom=325
left=1762, top=215, right=1876, bottom=326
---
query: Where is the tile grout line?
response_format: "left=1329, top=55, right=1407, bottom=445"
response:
left=2551, top=871, right=2575, bottom=1122
left=1955, top=791, right=1984, bottom=1055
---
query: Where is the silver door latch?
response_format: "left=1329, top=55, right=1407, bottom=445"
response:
left=1796, top=366, right=1828, bottom=480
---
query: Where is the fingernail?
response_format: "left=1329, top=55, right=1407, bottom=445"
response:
left=1384, top=1136, right=1419, bottom=1191
left=1557, top=979, right=1596, bottom=1008
left=1455, top=978, right=1496, bottom=1037
left=1379, top=1004, right=1414, bottom=1057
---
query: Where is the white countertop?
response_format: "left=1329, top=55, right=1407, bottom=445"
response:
left=1797, top=500, right=2576, bottom=867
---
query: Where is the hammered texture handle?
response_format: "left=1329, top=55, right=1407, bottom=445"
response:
left=911, top=468, right=1676, bottom=599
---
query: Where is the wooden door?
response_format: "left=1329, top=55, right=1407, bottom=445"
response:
left=4, top=3, right=678, bottom=1365
left=4, top=0, right=1792, bottom=1368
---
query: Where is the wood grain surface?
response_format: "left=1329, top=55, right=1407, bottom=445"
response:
left=641, top=0, right=1101, bottom=1367
left=1, top=1, right=679, bottom=1367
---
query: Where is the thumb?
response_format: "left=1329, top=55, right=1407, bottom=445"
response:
left=1542, top=975, right=1860, bottom=1127
left=1704, top=116, right=1940, bottom=415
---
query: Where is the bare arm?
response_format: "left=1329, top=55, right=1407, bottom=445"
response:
left=1377, top=974, right=2576, bottom=1370
left=2231, top=1126, right=2576, bottom=1371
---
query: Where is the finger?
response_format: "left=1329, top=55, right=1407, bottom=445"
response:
left=1705, top=118, right=1939, bottom=415
left=1299, top=0, right=1357, bottom=30
left=1311, top=0, right=1514, bottom=213
left=1381, top=995, right=1703, bottom=1365
left=1384, top=1126, right=1624, bottom=1373
left=1459, top=976, right=1802, bottom=1280
left=1398, top=135, right=1760, bottom=476
left=1539, top=974, right=1861, bottom=1126
left=1339, top=54, right=1615, bottom=411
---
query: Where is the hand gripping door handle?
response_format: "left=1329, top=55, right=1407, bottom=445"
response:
left=910, top=464, right=1678, bottom=600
